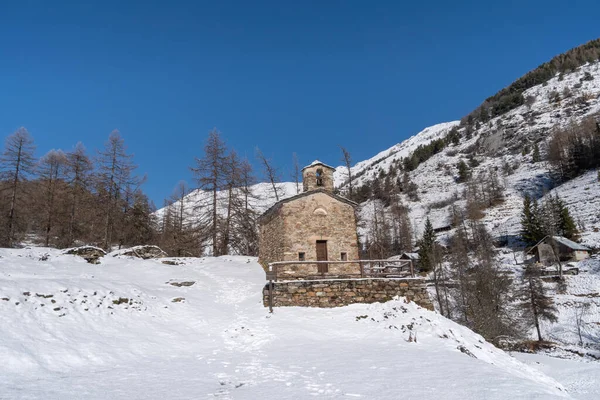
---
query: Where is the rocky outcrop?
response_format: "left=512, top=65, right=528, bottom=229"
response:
left=120, top=245, right=167, bottom=259
left=64, top=246, right=106, bottom=264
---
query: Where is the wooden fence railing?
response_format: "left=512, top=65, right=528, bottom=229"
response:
left=266, top=259, right=414, bottom=281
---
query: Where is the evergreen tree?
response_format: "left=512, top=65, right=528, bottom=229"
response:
left=417, top=218, right=436, bottom=273
left=556, top=197, right=578, bottom=240
left=521, top=195, right=544, bottom=244
left=532, top=143, right=541, bottom=163
left=457, top=160, right=470, bottom=183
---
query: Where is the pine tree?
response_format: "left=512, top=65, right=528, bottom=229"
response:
left=557, top=197, right=578, bottom=240
left=457, top=160, right=470, bottom=183
left=521, top=195, right=543, bottom=244
left=532, top=143, right=541, bottom=163
left=417, top=218, right=436, bottom=273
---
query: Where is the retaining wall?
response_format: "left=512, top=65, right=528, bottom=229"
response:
left=263, top=278, right=433, bottom=310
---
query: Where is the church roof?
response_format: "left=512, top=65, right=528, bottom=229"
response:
left=301, top=160, right=335, bottom=171
left=258, top=189, right=357, bottom=223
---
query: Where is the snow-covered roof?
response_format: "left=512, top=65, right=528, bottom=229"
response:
left=528, top=236, right=591, bottom=253
left=302, top=160, right=335, bottom=171
left=402, top=252, right=421, bottom=260
left=550, top=236, right=591, bottom=251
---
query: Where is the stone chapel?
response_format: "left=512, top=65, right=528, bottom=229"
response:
left=258, top=160, right=360, bottom=278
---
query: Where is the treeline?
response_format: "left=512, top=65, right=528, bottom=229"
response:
left=159, top=129, right=278, bottom=257
left=463, top=38, right=600, bottom=127
left=0, top=128, right=154, bottom=249
left=521, top=194, right=578, bottom=244
left=420, top=216, right=558, bottom=345
left=547, top=115, right=600, bottom=180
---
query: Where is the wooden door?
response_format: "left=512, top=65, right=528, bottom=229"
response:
left=316, top=240, right=328, bottom=273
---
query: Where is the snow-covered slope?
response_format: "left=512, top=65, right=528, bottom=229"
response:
left=333, top=121, right=460, bottom=187
left=155, top=181, right=299, bottom=222
left=0, top=247, right=575, bottom=399
left=353, top=62, right=600, bottom=244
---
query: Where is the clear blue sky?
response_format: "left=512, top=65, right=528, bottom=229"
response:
left=1, top=0, right=598, bottom=205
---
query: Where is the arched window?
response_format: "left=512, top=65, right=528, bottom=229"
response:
left=316, top=168, right=323, bottom=186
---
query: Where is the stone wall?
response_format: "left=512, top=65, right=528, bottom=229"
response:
left=258, top=211, right=285, bottom=269
left=278, top=192, right=359, bottom=278
left=263, top=278, right=433, bottom=310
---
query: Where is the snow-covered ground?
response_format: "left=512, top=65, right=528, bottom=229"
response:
left=0, top=247, right=590, bottom=399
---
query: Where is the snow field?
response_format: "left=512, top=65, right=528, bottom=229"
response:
left=0, top=248, right=581, bottom=399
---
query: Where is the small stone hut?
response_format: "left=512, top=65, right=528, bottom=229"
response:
left=527, top=235, right=591, bottom=265
left=258, top=160, right=360, bottom=279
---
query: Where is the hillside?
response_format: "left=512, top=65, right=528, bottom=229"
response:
left=0, top=247, right=588, bottom=399
left=152, top=45, right=600, bottom=358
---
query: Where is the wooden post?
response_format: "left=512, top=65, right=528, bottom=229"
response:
left=360, top=261, right=364, bottom=278
left=268, top=280, right=274, bottom=313
left=549, top=243, right=563, bottom=280
left=410, top=261, right=414, bottom=277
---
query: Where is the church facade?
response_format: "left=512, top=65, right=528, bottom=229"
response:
left=258, top=161, right=360, bottom=279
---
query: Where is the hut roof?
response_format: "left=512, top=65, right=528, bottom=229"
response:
left=527, top=235, right=591, bottom=253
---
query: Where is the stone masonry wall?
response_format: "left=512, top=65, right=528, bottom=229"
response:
left=278, top=192, right=359, bottom=278
left=302, top=164, right=334, bottom=192
left=258, top=212, right=285, bottom=269
left=263, top=278, right=433, bottom=310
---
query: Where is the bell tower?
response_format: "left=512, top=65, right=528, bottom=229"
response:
left=302, top=160, right=335, bottom=192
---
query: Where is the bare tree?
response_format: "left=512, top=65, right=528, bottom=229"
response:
left=232, top=158, right=260, bottom=255
left=38, top=150, right=68, bottom=247
left=220, top=150, right=242, bottom=255
left=520, top=266, right=558, bottom=342
left=191, top=129, right=227, bottom=256
left=0, top=128, right=36, bottom=247
left=65, top=142, right=94, bottom=246
left=292, top=152, right=300, bottom=194
left=256, top=147, right=282, bottom=202
left=340, top=146, right=353, bottom=197
left=96, top=130, right=139, bottom=250
left=574, top=303, right=590, bottom=346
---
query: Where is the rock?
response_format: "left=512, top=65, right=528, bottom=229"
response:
left=168, top=281, right=196, bottom=287
left=457, top=345, right=477, bottom=358
left=161, top=260, right=181, bottom=265
left=171, top=297, right=185, bottom=303
left=64, top=246, right=106, bottom=264
left=120, top=245, right=167, bottom=260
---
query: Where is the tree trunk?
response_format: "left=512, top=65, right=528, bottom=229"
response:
left=530, top=276, right=543, bottom=341
left=7, top=144, right=23, bottom=247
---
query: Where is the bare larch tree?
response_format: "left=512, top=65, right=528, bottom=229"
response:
left=96, top=130, right=139, bottom=250
left=65, top=142, right=94, bottom=246
left=340, top=146, right=353, bottom=197
left=38, top=149, right=68, bottom=247
left=255, top=147, right=282, bottom=202
left=0, top=128, right=36, bottom=247
left=191, top=129, right=227, bottom=256
left=292, top=152, right=300, bottom=194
